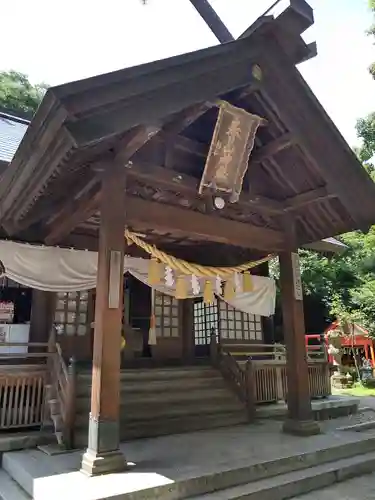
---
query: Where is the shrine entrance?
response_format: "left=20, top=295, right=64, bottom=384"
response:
left=193, top=298, right=219, bottom=357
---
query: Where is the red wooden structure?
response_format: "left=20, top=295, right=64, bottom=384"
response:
left=306, top=322, right=375, bottom=367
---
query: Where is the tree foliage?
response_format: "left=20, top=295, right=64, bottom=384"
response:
left=298, top=231, right=375, bottom=335
left=356, top=1, right=375, bottom=168
left=0, top=71, right=47, bottom=117
left=282, top=0, right=375, bottom=336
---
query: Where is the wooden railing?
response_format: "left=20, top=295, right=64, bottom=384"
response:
left=0, top=341, right=50, bottom=430
left=47, top=326, right=76, bottom=449
left=210, top=334, right=255, bottom=420
left=0, top=368, right=47, bottom=429
left=220, top=342, right=331, bottom=405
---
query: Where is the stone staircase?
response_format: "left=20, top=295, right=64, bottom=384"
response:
left=74, top=365, right=249, bottom=447
left=1, top=430, right=375, bottom=500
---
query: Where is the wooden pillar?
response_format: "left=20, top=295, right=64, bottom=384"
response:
left=279, top=223, right=320, bottom=436
left=182, top=299, right=195, bottom=364
left=80, top=163, right=127, bottom=476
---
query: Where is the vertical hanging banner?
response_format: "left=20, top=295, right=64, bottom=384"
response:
left=199, top=101, right=264, bottom=202
left=291, top=252, right=303, bottom=301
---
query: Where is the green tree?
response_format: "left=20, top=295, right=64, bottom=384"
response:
left=288, top=0, right=375, bottom=336
left=0, top=71, right=47, bottom=117
left=355, top=1, right=375, bottom=168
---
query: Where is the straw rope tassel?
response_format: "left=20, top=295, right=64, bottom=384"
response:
left=175, top=275, right=188, bottom=299
left=224, top=278, right=235, bottom=301
left=148, top=257, right=162, bottom=285
left=203, top=280, right=215, bottom=304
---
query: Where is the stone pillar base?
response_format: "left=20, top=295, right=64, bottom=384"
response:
left=80, top=449, right=127, bottom=476
left=282, top=418, right=321, bottom=437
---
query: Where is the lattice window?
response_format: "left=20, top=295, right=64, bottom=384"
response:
left=219, top=301, right=262, bottom=341
left=243, top=313, right=263, bottom=341
left=154, top=292, right=179, bottom=338
left=54, top=291, right=89, bottom=336
left=193, top=299, right=219, bottom=345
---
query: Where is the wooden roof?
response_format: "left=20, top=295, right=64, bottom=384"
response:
left=1, top=1, right=375, bottom=265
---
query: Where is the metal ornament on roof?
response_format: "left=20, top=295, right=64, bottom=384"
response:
left=199, top=100, right=264, bottom=203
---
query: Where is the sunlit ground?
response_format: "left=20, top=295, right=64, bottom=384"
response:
left=333, top=383, right=375, bottom=398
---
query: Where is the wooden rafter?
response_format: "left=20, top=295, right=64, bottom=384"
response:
left=250, top=133, right=293, bottom=163
left=260, top=39, right=375, bottom=227
left=284, top=187, right=336, bottom=211
left=45, top=126, right=161, bottom=245
left=45, top=189, right=101, bottom=245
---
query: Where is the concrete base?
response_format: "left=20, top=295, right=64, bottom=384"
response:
left=257, top=396, right=360, bottom=420
left=283, top=419, right=321, bottom=436
left=80, top=449, right=127, bottom=476
left=3, top=418, right=375, bottom=500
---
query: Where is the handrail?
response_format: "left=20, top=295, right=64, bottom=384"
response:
left=0, top=341, right=50, bottom=359
left=47, top=326, right=76, bottom=449
left=222, top=341, right=327, bottom=362
left=0, top=342, right=49, bottom=347
left=210, top=333, right=255, bottom=421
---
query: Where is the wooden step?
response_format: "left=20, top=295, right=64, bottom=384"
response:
left=75, top=386, right=237, bottom=410
left=77, top=366, right=220, bottom=382
left=76, top=398, right=245, bottom=427
left=75, top=374, right=226, bottom=396
left=75, top=410, right=248, bottom=446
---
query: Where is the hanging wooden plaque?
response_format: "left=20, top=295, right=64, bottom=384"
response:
left=199, top=101, right=263, bottom=202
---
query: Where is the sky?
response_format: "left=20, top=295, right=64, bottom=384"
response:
left=1, top=0, right=374, bottom=147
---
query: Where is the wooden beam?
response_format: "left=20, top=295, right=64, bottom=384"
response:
left=251, top=133, right=293, bottom=163
left=158, top=133, right=291, bottom=164
left=158, top=132, right=208, bottom=158
left=47, top=192, right=284, bottom=251
left=189, top=0, right=234, bottom=43
left=125, top=196, right=284, bottom=250
left=284, top=187, right=336, bottom=211
left=125, top=160, right=283, bottom=215
left=126, top=160, right=333, bottom=216
left=163, top=102, right=214, bottom=135
left=45, top=164, right=337, bottom=247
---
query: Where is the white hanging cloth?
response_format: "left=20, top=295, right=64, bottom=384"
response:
left=0, top=240, right=276, bottom=316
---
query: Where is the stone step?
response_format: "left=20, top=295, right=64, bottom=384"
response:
left=4, top=434, right=375, bottom=500
left=75, top=375, right=226, bottom=396
left=190, top=450, right=375, bottom=499
left=0, top=430, right=53, bottom=453
left=75, top=386, right=238, bottom=410
left=0, top=470, right=30, bottom=500
left=75, top=410, right=249, bottom=445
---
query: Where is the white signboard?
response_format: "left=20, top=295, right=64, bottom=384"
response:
left=0, top=301, right=14, bottom=323
left=291, top=252, right=303, bottom=301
